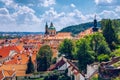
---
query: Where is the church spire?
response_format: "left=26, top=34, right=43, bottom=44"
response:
left=92, top=15, right=98, bottom=32
left=45, top=22, right=48, bottom=35
left=94, top=15, right=97, bottom=28
left=50, top=22, right=53, bottom=27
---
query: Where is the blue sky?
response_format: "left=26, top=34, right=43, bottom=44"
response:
left=0, top=0, right=120, bottom=32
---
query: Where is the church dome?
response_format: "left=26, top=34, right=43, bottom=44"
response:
left=49, top=22, right=56, bottom=30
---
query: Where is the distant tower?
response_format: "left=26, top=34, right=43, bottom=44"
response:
left=45, top=22, right=49, bottom=35
left=48, top=22, right=56, bottom=36
left=94, top=15, right=97, bottom=28
left=92, top=15, right=98, bottom=32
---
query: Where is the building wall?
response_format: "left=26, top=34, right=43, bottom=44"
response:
left=58, top=63, right=67, bottom=71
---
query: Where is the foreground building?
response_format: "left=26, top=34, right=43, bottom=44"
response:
left=48, top=57, right=85, bottom=80
left=0, top=70, right=16, bottom=80
left=99, top=57, right=120, bottom=79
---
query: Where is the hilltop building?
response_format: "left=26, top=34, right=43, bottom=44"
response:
left=45, top=22, right=56, bottom=36
left=43, top=22, right=73, bottom=57
left=77, top=15, right=100, bottom=39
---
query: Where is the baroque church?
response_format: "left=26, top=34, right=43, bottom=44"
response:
left=45, top=22, right=56, bottom=36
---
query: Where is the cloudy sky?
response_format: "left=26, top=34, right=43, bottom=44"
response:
left=0, top=0, right=120, bottom=32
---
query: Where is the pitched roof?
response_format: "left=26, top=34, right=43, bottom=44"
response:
left=3, top=70, right=15, bottom=77
left=48, top=57, right=85, bottom=76
left=0, top=64, right=27, bottom=76
left=17, top=43, right=24, bottom=51
left=48, top=58, right=66, bottom=71
left=11, top=38, right=18, bottom=43
left=0, top=71, right=4, bottom=80
left=43, top=32, right=72, bottom=40
left=0, top=70, right=15, bottom=79
left=0, top=46, right=20, bottom=58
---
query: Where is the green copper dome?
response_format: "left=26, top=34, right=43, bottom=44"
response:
left=49, top=22, right=56, bottom=30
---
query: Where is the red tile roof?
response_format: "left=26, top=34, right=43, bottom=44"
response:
left=3, top=70, right=15, bottom=77
left=0, top=70, right=4, bottom=80
left=48, top=58, right=66, bottom=71
left=0, top=46, right=20, bottom=58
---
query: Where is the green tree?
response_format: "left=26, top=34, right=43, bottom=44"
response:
left=110, top=49, right=120, bottom=57
left=76, top=38, right=94, bottom=73
left=37, top=45, right=53, bottom=71
left=58, top=39, right=74, bottom=59
left=97, top=41, right=111, bottom=55
left=102, top=19, right=118, bottom=50
left=83, top=33, right=111, bottom=62
left=26, top=56, right=34, bottom=74
left=89, top=33, right=111, bottom=61
left=97, top=54, right=109, bottom=62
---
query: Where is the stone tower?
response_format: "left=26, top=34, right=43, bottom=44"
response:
left=45, top=22, right=49, bottom=35
left=92, top=15, right=98, bottom=32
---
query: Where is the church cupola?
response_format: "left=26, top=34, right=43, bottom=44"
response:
left=49, top=22, right=56, bottom=30
left=48, top=22, right=56, bottom=36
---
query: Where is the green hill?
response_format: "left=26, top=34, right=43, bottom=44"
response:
left=59, top=22, right=101, bottom=34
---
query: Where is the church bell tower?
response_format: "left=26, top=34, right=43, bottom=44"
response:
left=92, top=15, right=98, bottom=32
left=45, top=22, right=49, bottom=35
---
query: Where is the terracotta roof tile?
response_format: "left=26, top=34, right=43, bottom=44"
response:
left=0, top=46, right=20, bottom=58
left=3, top=70, right=15, bottom=77
left=0, top=71, right=4, bottom=80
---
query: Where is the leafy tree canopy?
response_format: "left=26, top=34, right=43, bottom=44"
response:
left=37, top=45, right=53, bottom=71
left=58, top=39, right=75, bottom=59
left=101, top=19, right=118, bottom=50
left=76, top=38, right=95, bottom=73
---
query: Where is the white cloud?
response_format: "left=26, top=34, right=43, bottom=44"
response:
left=0, top=0, right=119, bottom=32
left=70, top=4, right=76, bottom=8
left=0, top=8, right=15, bottom=24
left=40, top=0, right=56, bottom=7
left=0, top=8, right=9, bottom=15
left=115, top=6, right=120, bottom=12
left=0, top=0, right=18, bottom=9
left=0, top=0, right=13, bottom=5
left=39, top=8, right=96, bottom=31
left=0, top=0, right=42, bottom=32
left=95, top=0, right=113, bottom=5
left=99, top=10, right=118, bottom=19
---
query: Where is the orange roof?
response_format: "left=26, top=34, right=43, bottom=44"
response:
left=0, top=64, right=27, bottom=76
left=17, top=43, right=24, bottom=51
left=21, top=54, right=29, bottom=64
left=5, top=51, right=37, bottom=65
left=11, top=38, right=18, bottom=43
left=0, top=70, right=4, bottom=80
left=3, top=70, right=15, bottom=77
left=77, top=28, right=93, bottom=38
left=43, top=32, right=72, bottom=40
left=56, top=32, right=72, bottom=37
left=0, top=46, right=20, bottom=58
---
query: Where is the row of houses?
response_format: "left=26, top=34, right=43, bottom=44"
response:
left=99, top=57, right=120, bottom=79
left=48, top=56, right=99, bottom=80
